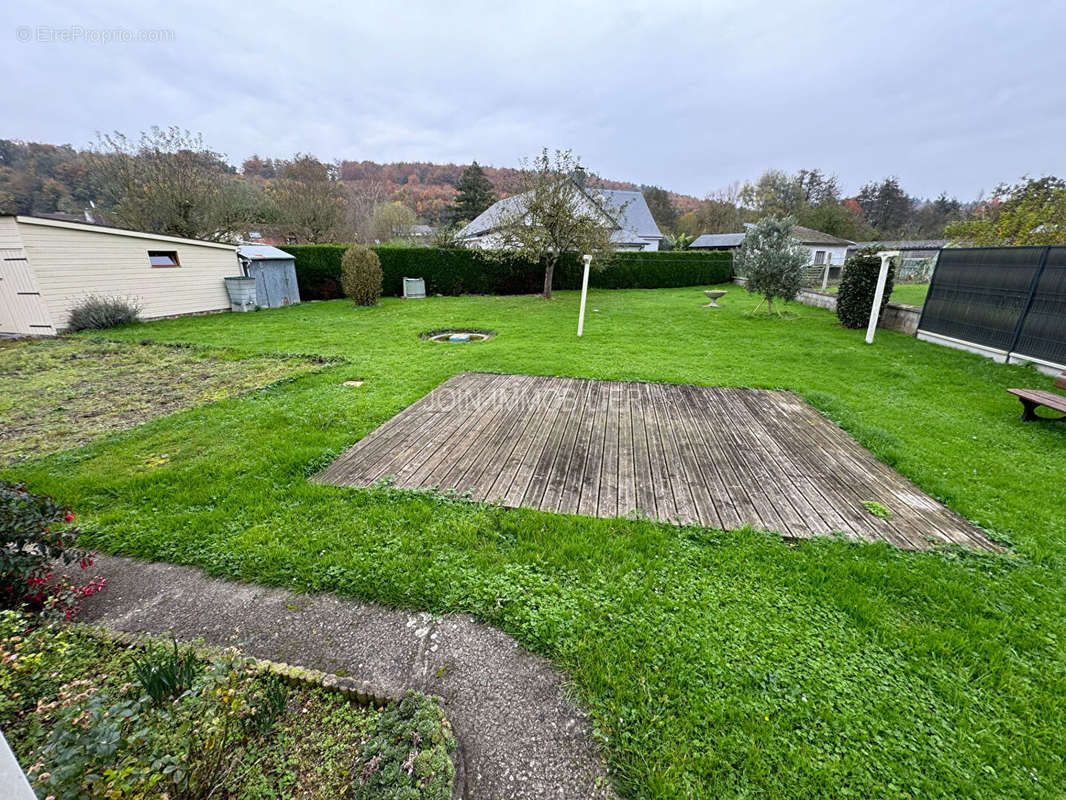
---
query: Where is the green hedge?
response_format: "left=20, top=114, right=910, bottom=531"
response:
left=280, top=245, right=732, bottom=300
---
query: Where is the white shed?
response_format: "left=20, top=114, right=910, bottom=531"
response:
left=0, top=215, right=241, bottom=335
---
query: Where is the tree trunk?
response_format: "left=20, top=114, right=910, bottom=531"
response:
left=766, top=296, right=773, bottom=314
left=543, top=256, right=556, bottom=300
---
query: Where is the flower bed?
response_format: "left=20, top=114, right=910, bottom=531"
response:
left=0, top=616, right=456, bottom=799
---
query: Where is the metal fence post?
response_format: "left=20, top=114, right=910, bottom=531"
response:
left=1007, top=245, right=1051, bottom=357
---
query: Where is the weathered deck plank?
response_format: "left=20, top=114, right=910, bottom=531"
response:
left=314, top=373, right=997, bottom=551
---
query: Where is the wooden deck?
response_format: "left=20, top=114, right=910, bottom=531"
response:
left=315, top=373, right=995, bottom=551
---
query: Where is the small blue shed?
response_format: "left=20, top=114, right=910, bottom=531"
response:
left=236, top=245, right=301, bottom=309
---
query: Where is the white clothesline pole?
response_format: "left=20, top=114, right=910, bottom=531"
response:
left=866, top=251, right=898, bottom=344
left=577, top=254, right=592, bottom=337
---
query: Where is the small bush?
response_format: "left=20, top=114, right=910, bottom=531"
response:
left=66, top=295, right=141, bottom=331
left=352, top=690, right=456, bottom=799
left=0, top=481, right=105, bottom=620
left=341, top=245, right=384, bottom=306
left=837, top=247, right=896, bottom=329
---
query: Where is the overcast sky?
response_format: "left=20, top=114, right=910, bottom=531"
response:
left=5, top=0, right=1065, bottom=200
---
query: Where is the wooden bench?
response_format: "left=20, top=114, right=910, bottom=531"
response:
left=1007, top=372, right=1066, bottom=421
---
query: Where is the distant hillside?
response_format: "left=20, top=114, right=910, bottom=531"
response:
left=0, top=138, right=700, bottom=227
left=287, top=159, right=701, bottom=224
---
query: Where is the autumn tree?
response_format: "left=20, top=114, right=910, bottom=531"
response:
left=91, top=127, right=265, bottom=241
left=370, top=201, right=418, bottom=242
left=492, top=148, right=619, bottom=299
left=945, top=176, right=1066, bottom=246
left=676, top=183, right=747, bottom=236
left=449, top=161, right=496, bottom=223
left=269, top=154, right=346, bottom=243
left=734, top=216, right=808, bottom=313
left=642, top=186, right=679, bottom=232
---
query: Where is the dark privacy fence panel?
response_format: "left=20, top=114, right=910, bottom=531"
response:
left=919, top=246, right=1066, bottom=363
left=1014, top=247, right=1066, bottom=364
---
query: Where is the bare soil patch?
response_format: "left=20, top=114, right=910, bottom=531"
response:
left=0, top=338, right=321, bottom=465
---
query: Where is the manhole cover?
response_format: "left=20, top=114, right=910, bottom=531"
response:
left=419, top=329, right=496, bottom=343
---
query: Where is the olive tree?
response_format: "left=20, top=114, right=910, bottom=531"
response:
left=734, top=216, right=809, bottom=313
left=491, top=149, right=619, bottom=299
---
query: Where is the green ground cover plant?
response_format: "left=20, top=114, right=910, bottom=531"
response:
left=4, top=288, right=1065, bottom=798
left=0, top=613, right=454, bottom=799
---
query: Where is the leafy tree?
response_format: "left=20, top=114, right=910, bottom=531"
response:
left=661, top=232, right=694, bottom=251
left=370, top=201, right=418, bottom=243
left=449, top=161, right=496, bottom=223
left=269, top=155, right=346, bottom=243
left=945, top=176, right=1066, bottom=246
left=491, top=149, right=620, bottom=299
left=642, top=186, right=678, bottom=232
left=734, top=216, right=809, bottom=313
left=242, top=155, right=276, bottom=178
left=91, top=127, right=263, bottom=241
left=740, top=170, right=806, bottom=218
left=676, top=184, right=747, bottom=236
left=796, top=201, right=876, bottom=241
left=796, top=168, right=840, bottom=205
left=856, top=177, right=913, bottom=236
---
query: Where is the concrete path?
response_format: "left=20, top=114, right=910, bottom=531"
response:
left=78, top=555, right=614, bottom=800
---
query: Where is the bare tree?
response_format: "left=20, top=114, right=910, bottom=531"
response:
left=342, top=179, right=391, bottom=242
left=91, top=127, right=263, bottom=241
left=491, top=149, right=620, bottom=299
left=269, top=155, right=346, bottom=243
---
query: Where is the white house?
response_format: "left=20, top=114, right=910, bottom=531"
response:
left=0, top=215, right=241, bottom=336
left=456, top=175, right=664, bottom=251
left=691, top=225, right=853, bottom=267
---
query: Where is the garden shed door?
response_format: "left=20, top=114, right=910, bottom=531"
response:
left=0, top=248, right=54, bottom=335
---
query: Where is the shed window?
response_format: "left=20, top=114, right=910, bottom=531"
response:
left=148, top=250, right=180, bottom=267
left=813, top=250, right=826, bottom=265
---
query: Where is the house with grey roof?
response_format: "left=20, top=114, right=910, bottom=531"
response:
left=848, top=239, right=948, bottom=281
left=456, top=176, right=664, bottom=251
left=691, top=224, right=854, bottom=269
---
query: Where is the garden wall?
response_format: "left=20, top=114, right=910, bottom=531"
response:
left=280, top=245, right=732, bottom=300
left=732, top=278, right=921, bottom=334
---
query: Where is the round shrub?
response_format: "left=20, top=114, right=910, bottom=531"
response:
left=341, top=245, right=383, bottom=306
left=67, top=295, right=141, bottom=331
left=836, top=247, right=896, bottom=329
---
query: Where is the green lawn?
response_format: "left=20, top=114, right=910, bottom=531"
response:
left=6, top=287, right=1065, bottom=799
left=827, top=282, right=930, bottom=307
left=888, top=283, right=931, bottom=306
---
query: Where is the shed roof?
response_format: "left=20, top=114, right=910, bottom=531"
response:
left=690, top=233, right=746, bottom=248
left=691, top=226, right=853, bottom=249
left=237, top=244, right=295, bottom=260
left=10, top=215, right=237, bottom=250
left=849, top=240, right=948, bottom=251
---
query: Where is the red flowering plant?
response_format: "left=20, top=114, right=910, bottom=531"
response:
left=0, top=481, right=105, bottom=621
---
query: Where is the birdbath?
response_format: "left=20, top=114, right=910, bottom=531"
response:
left=702, top=289, right=727, bottom=308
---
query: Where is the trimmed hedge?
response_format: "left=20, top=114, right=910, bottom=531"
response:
left=279, top=245, right=731, bottom=300
left=837, top=248, right=896, bottom=329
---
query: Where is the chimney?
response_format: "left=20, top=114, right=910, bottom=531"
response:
left=571, top=166, right=587, bottom=190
